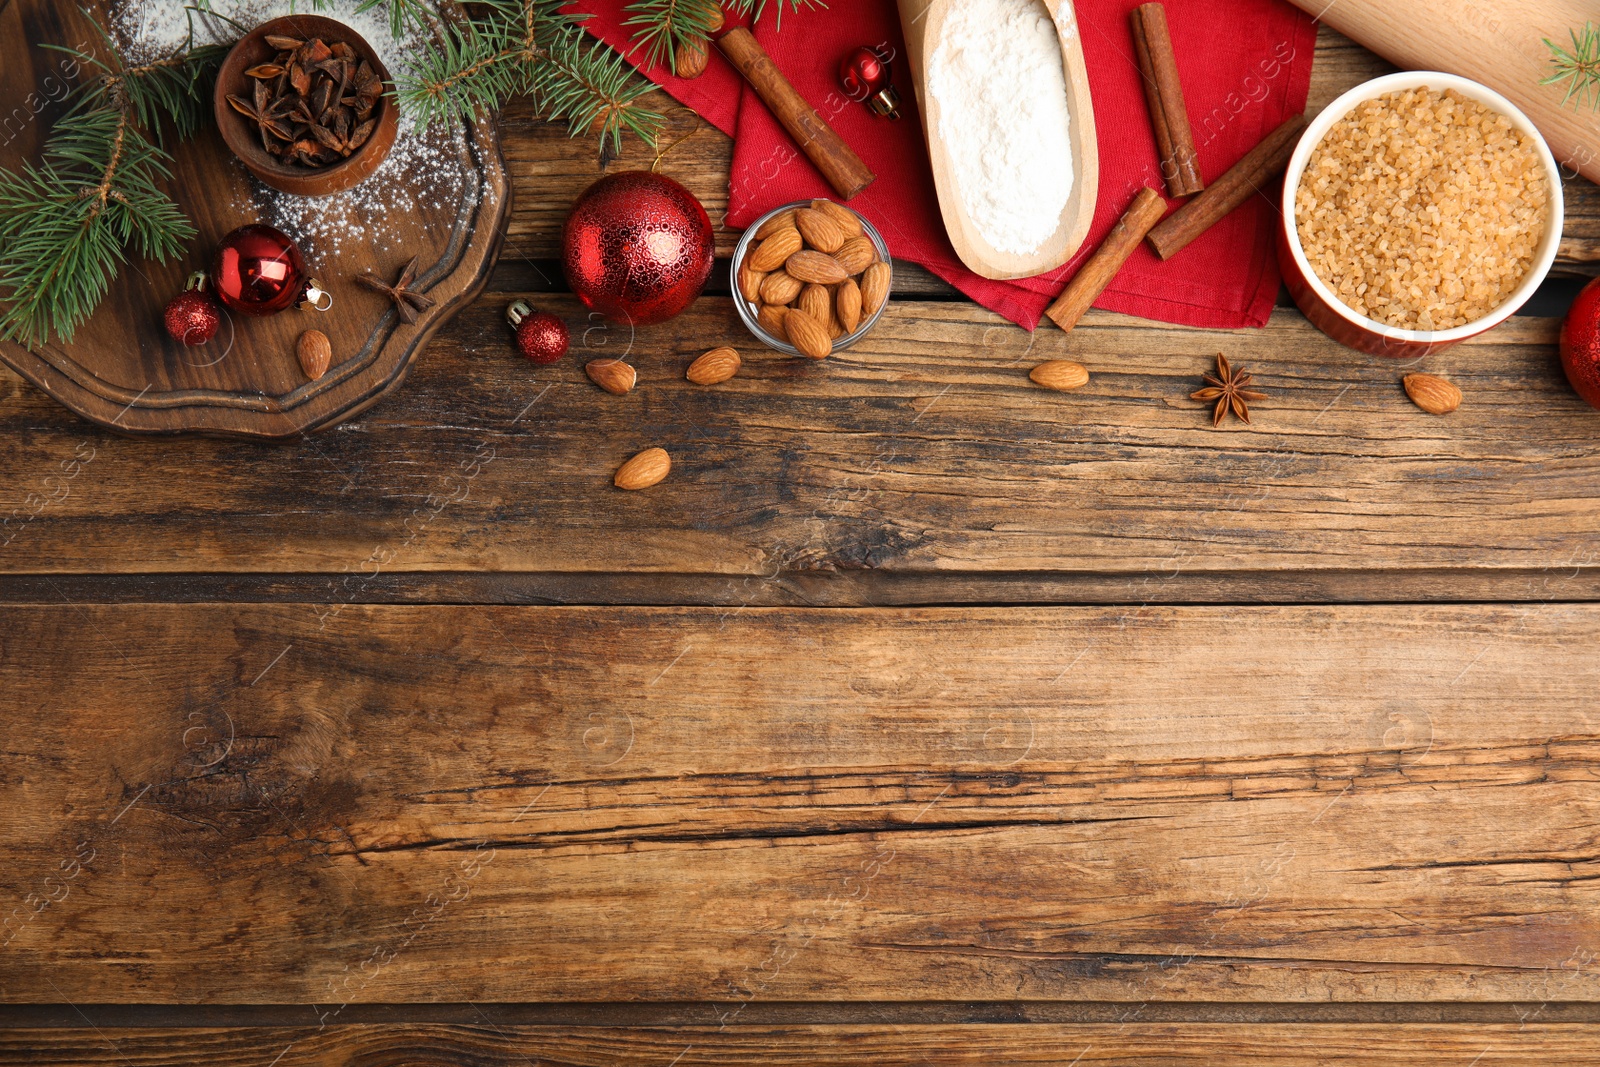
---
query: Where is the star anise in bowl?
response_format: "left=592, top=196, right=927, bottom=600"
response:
left=226, top=35, right=382, bottom=169
left=214, top=15, right=399, bottom=196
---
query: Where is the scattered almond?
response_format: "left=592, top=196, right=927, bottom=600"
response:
left=759, top=269, right=803, bottom=306
left=794, top=207, right=846, bottom=253
left=748, top=226, right=802, bottom=271
left=737, top=261, right=765, bottom=304
left=706, top=6, right=725, bottom=31
left=835, top=277, right=862, bottom=334
left=614, top=447, right=671, bottom=490
left=673, top=36, right=708, bottom=78
left=786, top=249, right=848, bottom=285
left=812, top=198, right=864, bottom=238
left=753, top=209, right=796, bottom=241
left=1403, top=373, right=1462, bottom=414
left=585, top=358, right=636, bottom=395
left=687, top=347, right=741, bottom=385
left=786, top=308, right=832, bottom=359
left=834, top=235, right=878, bottom=276
left=860, top=261, right=891, bottom=317
left=1029, top=360, right=1090, bottom=391
left=297, top=329, right=331, bottom=380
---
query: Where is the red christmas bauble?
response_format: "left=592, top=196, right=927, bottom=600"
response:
left=838, top=46, right=902, bottom=119
left=163, top=275, right=221, bottom=346
left=507, top=301, right=570, bottom=364
left=562, top=171, right=714, bottom=326
left=1561, top=276, right=1600, bottom=411
left=212, top=224, right=311, bottom=317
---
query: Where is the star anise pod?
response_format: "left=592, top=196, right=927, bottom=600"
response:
left=1190, top=352, right=1268, bottom=426
left=227, top=80, right=293, bottom=148
left=357, top=257, right=437, bottom=325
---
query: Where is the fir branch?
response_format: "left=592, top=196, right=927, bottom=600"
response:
left=623, top=0, right=722, bottom=70
left=395, top=1, right=663, bottom=158
left=0, top=11, right=220, bottom=348
left=1542, top=21, right=1600, bottom=114
left=536, top=19, right=665, bottom=153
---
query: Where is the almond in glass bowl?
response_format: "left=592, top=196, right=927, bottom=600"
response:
left=733, top=200, right=892, bottom=359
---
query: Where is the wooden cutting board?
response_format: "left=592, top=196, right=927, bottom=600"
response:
left=0, top=0, right=508, bottom=439
left=1285, top=0, right=1600, bottom=186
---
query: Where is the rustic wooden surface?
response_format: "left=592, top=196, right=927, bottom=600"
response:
left=0, top=0, right=509, bottom=438
left=2, top=18, right=1599, bottom=1064
left=5, top=1024, right=1600, bottom=1065
left=4, top=603, right=1599, bottom=1005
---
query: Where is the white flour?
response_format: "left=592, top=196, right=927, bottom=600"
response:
left=927, top=0, right=1075, bottom=256
left=107, top=0, right=482, bottom=261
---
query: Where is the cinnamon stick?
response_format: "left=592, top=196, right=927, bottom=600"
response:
left=714, top=27, right=875, bottom=200
left=1131, top=3, right=1203, bottom=198
left=1146, top=113, right=1308, bottom=261
left=1045, top=186, right=1167, bottom=332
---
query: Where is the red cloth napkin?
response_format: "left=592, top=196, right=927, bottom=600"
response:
left=569, top=1, right=1316, bottom=331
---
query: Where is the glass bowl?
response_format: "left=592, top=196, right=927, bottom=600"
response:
left=732, top=200, right=893, bottom=354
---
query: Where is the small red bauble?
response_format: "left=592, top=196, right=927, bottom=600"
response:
left=562, top=171, right=715, bottom=326
left=507, top=301, right=570, bottom=364
left=1561, top=276, right=1600, bottom=411
left=211, top=224, right=329, bottom=317
left=163, top=272, right=221, bottom=346
left=838, top=45, right=901, bottom=119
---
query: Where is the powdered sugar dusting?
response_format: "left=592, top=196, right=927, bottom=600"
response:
left=109, top=0, right=486, bottom=261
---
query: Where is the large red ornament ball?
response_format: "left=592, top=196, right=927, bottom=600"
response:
left=212, top=224, right=311, bottom=317
left=561, top=171, right=715, bottom=326
left=1561, top=276, right=1600, bottom=411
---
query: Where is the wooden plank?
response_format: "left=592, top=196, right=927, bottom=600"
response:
left=2, top=1024, right=1599, bottom=1066
left=3, top=299, right=1596, bottom=590
left=3, top=603, right=1597, bottom=1003
left=499, top=27, right=1598, bottom=270
left=7, top=567, right=1600, bottom=607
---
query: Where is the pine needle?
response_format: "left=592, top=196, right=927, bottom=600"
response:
left=726, top=0, right=825, bottom=30
left=1543, top=21, right=1600, bottom=113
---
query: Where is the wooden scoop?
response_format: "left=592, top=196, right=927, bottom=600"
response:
left=897, top=0, right=1098, bottom=280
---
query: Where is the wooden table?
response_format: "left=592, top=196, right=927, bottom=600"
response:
left=4, top=26, right=1600, bottom=1065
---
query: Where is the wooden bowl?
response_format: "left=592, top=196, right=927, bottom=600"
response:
left=1279, top=70, right=1563, bottom=358
left=897, top=0, right=1098, bottom=280
left=213, top=14, right=399, bottom=197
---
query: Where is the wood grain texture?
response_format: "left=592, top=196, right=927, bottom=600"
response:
left=3, top=1024, right=1600, bottom=1065
left=497, top=28, right=1598, bottom=271
left=0, top=0, right=509, bottom=438
left=3, top=299, right=1597, bottom=592
left=2, top=603, right=1597, bottom=1003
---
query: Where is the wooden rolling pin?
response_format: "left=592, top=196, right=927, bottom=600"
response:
left=1286, top=0, right=1600, bottom=185
left=714, top=27, right=875, bottom=200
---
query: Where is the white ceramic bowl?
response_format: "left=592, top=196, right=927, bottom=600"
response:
left=1278, top=70, right=1564, bottom=357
